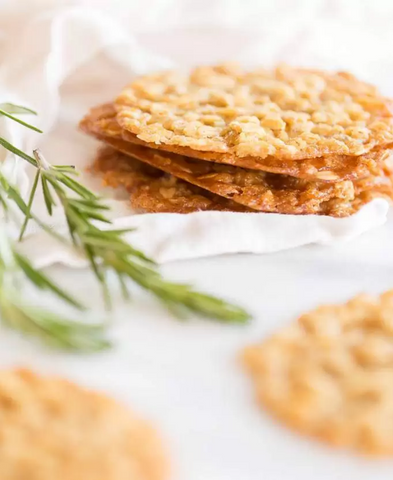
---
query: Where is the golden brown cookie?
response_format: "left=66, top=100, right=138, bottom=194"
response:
left=80, top=103, right=388, bottom=182
left=242, top=290, right=393, bottom=456
left=131, top=176, right=251, bottom=213
left=93, top=147, right=251, bottom=213
left=324, top=162, right=393, bottom=217
left=100, top=137, right=359, bottom=216
left=115, top=64, right=393, bottom=162
left=82, top=105, right=393, bottom=217
left=0, top=369, right=169, bottom=480
left=93, top=145, right=393, bottom=217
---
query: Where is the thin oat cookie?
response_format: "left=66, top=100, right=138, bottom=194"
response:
left=122, top=132, right=388, bottom=182
left=81, top=106, right=393, bottom=216
left=101, top=137, right=361, bottom=216
left=242, top=290, right=393, bottom=456
left=115, top=64, right=393, bottom=161
left=0, top=369, right=169, bottom=480
left=94, top=145, right=392, bottom=217
left=93, top=147, right=251, bottom=213
left=92, top=144, right=165, bottom=192
left=81, top=103, right=388, bottom=182
left=80, top=103, right=124, bottom=139
left=131, top=176, right=252, bottom=213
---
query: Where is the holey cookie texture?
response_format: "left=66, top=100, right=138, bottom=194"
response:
left=0, top=369, right=169, bottom=480
left=97, top=137, right=393, bottom=217
left=242, top=291, right=393, bottom=456
left=115, top=64, right=393, bottom=161
left=93, top=147, right=251, bottom=213
left=81, top=103, right=390, bottom=182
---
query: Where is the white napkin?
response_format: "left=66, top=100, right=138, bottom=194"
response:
left=0, top=5, right=389, bottom=266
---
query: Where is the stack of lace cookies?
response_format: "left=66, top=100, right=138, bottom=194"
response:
left=80, top=64, right=393, bottom=216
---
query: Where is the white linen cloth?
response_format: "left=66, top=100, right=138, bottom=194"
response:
left=0, top=5, right=390, bottom=266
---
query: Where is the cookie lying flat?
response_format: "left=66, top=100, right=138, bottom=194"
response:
left=242, top=291, right=393, bottom=456
left=93, top=147, right=251, bottom=213
left=0, top=369, right=169, bottom=480
left=81, top=103, right=387, bottom=182
left=115, top=64, right=393, bottom=162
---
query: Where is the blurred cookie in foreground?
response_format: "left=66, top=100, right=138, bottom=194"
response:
left=242, top=290, right=393, bottom=456
left=0, top=369, right=169, bottom=480
left=93, top=147, right=251, bottom=213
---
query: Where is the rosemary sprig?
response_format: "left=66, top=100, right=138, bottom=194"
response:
left=0, top=102, right=251, bottom=352
left=0, top=290, right=110, bottom=352
left=0, top=102, right=112, bottom=351
left=24, top=150, right=251, bottom=323
left=0, top=164, right=110, bottom=351
left=0, top=229, right=110, bottom=351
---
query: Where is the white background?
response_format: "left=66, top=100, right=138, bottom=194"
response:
left=1, top=1, right=393, bottom=479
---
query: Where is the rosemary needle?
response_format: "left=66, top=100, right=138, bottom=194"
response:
left=0, top=228, right=110, bottom=351
left=0, top=102, right=42, bottom=133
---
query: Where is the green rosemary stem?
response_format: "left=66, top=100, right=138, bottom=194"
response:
left=18, top=169, right=41, bottom=241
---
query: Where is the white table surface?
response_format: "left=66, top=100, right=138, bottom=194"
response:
left=2, top=1, right=393, bottom=479
left=2, top=213, right=393, bottom=480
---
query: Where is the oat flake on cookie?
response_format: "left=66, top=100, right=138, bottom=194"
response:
left=115, top=64, right=393, bottom=161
